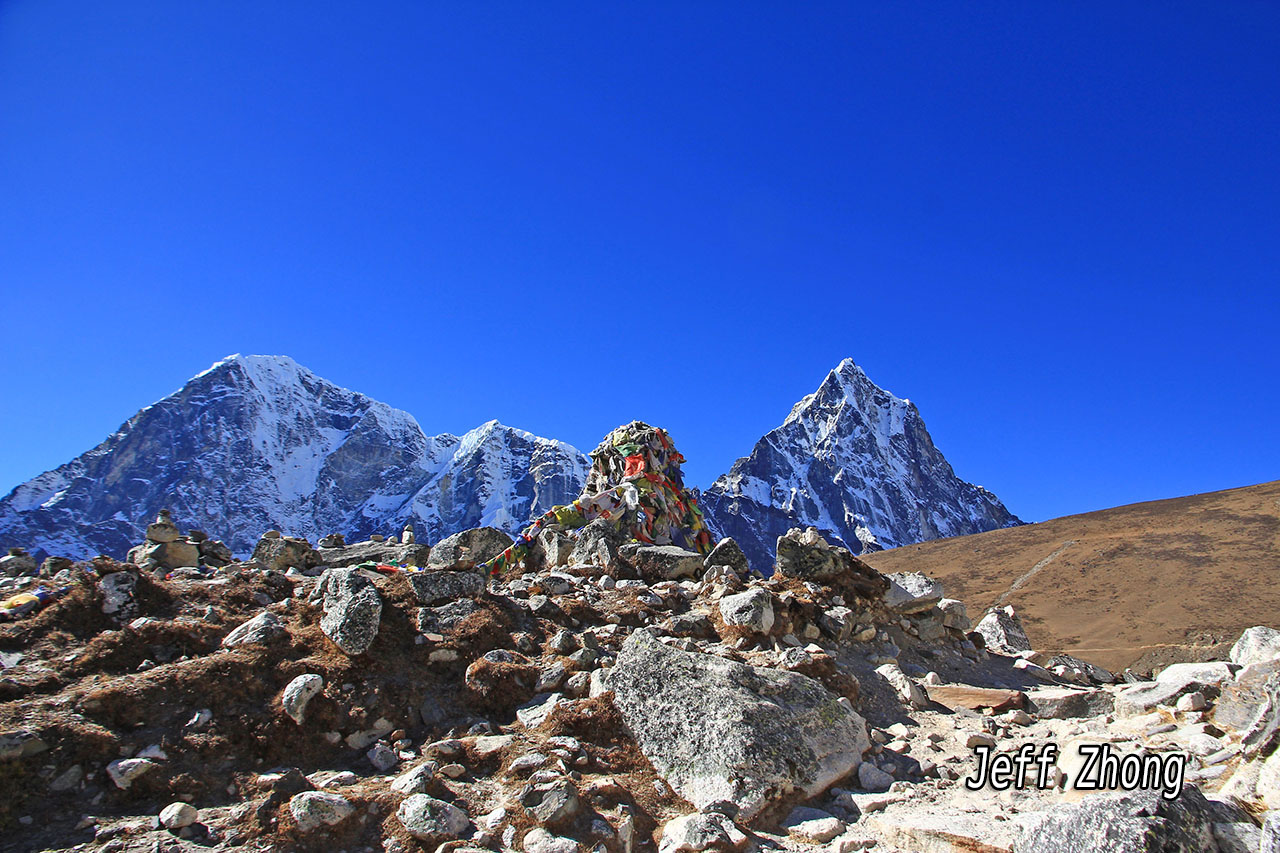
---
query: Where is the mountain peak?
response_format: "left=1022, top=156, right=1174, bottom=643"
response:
left=701, top=359, right=1019, bottom=570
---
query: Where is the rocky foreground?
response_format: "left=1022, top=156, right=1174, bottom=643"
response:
left=2, top=523, right=1279, bottom=853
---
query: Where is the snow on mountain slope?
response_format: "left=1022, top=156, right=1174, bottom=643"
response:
left=0, top=355, right=588, bottom=559
left=699, top=358, right=1021, bottom=571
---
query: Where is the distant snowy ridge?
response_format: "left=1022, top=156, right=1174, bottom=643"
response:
left=698, top=358, right=1021, bottom=571
left=0, top=355, right=1017, bottom=567
left=0, top=355, right=588, bottom=559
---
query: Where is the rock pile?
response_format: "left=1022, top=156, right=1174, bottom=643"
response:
left=125, top=510, right=235, bottom=573
left=1, top=508, right=1278, bottom=850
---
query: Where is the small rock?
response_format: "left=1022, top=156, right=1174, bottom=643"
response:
left=159, top=802, right=198, bottom=831
left=106, top=759, right=156, bottom=790
left=282, top=674, right=323, bottom=724
left=289, top=791, right=355, bottom=832
left=397, top=794, right=471, bottom=842
left=221, top=611, right=286, bottom=648
left=523, top=827, right=581, bottom=853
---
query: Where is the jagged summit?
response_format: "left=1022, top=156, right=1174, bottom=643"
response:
left=699, top=358, right=1020, bottom=571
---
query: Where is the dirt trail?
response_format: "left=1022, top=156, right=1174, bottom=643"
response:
left=993, top=540, right=1075, bottom=607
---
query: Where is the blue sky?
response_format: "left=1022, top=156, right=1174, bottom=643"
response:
left=1, top=2, right=1277, bottom=523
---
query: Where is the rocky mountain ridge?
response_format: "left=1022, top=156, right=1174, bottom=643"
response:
left=701, top=359, right=1021, bottom=569
left=0, top=355, right=1017, bottom=570
left=0, top=355, right=588, bottom=560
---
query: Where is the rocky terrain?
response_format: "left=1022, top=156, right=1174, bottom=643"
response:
left=2, top=515, right=1278, bottom=853
left=864, top=478, right=1280, bottom=673
left=0, top=356, right=1017, bottom=571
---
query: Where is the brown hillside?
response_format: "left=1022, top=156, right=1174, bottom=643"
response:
left=862, top=479, right=1280, bottom=674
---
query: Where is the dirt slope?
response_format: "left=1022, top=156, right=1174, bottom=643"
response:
left=863, top=479, right=1280, bottom=673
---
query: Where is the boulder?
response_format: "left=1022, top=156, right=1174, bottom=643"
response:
left=222, top=611, right=287, bottom=648
left=718, top=588, right=775, bottom=633
left=974, top=605, right=1032, bottom=654
left=703, top=538, right=750, bottom=575
left=1025, top=686, right=1115, bottom=719
left=532, top=528, right=574, bottom=570
left=289, top=791, right=355, bottom=832
left=320, top=539, right=432, bottom=569
left=315, top=568, right=383, bottom=655
left=1232, top=627, right=1280, bottom=668
left=159, top=802, right=198, bottom=830
left=875, top=663, right=929, bottom=709
left=134, top=539, right=201, bottom=571
left=1215, top=659, right=1280, bottom=756
left=659, top=811, right=746, bottom=853
left=0, top=550, right=38, bottom=577
left=397, top=794, right=470, bottom=842
left=97, top=570, right=139, bottom=619
left=622, top=544, right=705, bottom=581
left=567, top=518, right=624, bottom=571
left=197, top=539, right=234, bottom=567
left=1015, top=786, right=1220, bottom=853
left=773, top=528, right=888, bottom=598
left=520, top=779, right=581, bottom=827
left=606, top=629, right=869, bottom=820
left=252, top=536, right=322, bottom=572
left=407, top=570, right=486, bottom=605
left=282, top=674, right=324, bottom=724
left=1156, top=661, right=1237, bottom=688
left=428, top=528, right=513, bottom=570
left=937, top=598, right=970, bottom=631
left=882, top=572, right=943, bottom=614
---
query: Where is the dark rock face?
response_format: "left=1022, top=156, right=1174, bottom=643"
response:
left=0, top=355, right=588, bottom=559
left=1015, top=786, right=1220, bottom=853
left=699, top=358, right=1021, bottom=572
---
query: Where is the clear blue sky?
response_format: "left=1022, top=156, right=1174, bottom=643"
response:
left=2, top=2, right=1277, bottom=523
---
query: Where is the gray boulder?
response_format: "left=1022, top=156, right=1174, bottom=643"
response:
left=252, top=536, right=322, bottom=572
left=975, top=605, right=1032, bottom=654
left=97, top=570, right=138, bottom=619
left=289, top=791, right=355, bottom=833
left=0, top=550, right=38, bottom=577
left=320, top=539, right=432, bottom=569
left=407, top=570, right=485, bottom=605
left=883, top=572, right=944, bottom=614
left=1232, top=627, right=1280, bottom=668
left=606, top=629, right=869, bottom=820
left=718, top=588, right=775, bottom=633
left=397, top=794, right=470, bottom=842
left=568, top=518, right=624, bottom=570
left=222, top=611, right=287, bottom=648
left=133, top=539, right=201, bottom=571
left=1025, top=687, right=1115, bottom=719
left=197, top=539, right=234, bottom=567
left=315, top=568, right=383, bottom=655
left=1015, top=786, right=1220, bottom=853
left=532, top=528, right=574, bottom=570
left=704, top=537, right=750, bottom=574
left=622, top=544, right=705, bottom=581
left=773, top=528, right=888, bottom=598
left=428, top=527, right=513, bottom=570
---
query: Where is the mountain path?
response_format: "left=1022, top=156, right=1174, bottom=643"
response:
left=994, top=539, right=1076, bottom=607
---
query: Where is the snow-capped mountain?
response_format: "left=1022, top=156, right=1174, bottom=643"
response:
left=698, top=358, right=1021, bottom=571
left=0, top=355, right=588, bottom=559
